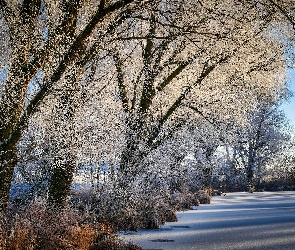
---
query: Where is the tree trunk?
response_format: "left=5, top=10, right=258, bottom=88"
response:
left=119, top=115, right=148, bottom=185
left=0, top=144, right=18, bottom=213
left=247, top=144, right=255, bottom=187
left=202, top=167, right=213, bottom=188
left=120, top=117, right=136, bottom=170
left=202, top=146, right=216, bottom=188
left=46, top=67, right=78, bottom=208
left=47, top=157, right=76, bottom=208
left=119, top=137, right=145, bottom=186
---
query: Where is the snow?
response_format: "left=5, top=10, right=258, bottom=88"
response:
left=119, top=192, right=295, bottom=250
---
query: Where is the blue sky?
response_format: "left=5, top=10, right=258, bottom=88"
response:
left=281, top=69, right=295, bottom=128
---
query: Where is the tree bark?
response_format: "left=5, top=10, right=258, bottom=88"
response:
left=46, top=66, right=78, bottom=208
left=47, top=156, right=76, bottom=208
left=0, top=144, right=18, bottom=213
left=120, top=117, right=147, bottom=176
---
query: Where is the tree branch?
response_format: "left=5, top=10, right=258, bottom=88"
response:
left=268, top=0, right=295, bottom=28
left=159, top=53, right=232, bottom=131
left=77, top=8, right=132, bottom=68
left=139, top=13, right=156, bottom=113
left=184, top=104, right=216, bottom=127
left=99, top=0, right=106, bottom=11
left=2, top=0, right=137, bottom=148
left=20, top=0, right=41, bottom=24
left=113, top=53, right=130, bottom=112
left=156, top=53, right=198, bottom=93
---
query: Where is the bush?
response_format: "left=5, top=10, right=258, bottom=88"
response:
left=89, top=238, right=141, bottom=250
left=0, top=199, right=142, bottom=250
left=70, top=182, right=178, bottom=231
left=196, top=190, right=211, bottom=204
left=170, top=191, right=200, bottom=210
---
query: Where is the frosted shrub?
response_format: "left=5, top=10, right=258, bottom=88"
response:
left=0, top=198, right=141, bottom=250
left=71, top=176, right=178, bottom=230
left=196, top=190, right=211, bottom=204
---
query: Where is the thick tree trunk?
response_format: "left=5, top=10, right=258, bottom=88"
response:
left=47, top=157, right=76, bottom=208
left=119, top=116, right=149, bottom=185
left=46, top=133, right=77, bottom=208
left=120, top=137, right=142, bottom=175
left=0, top=144, right=18, bottom=213
left=46, top=66, right=78, bottom=208
left=119, top=138, right=145, bottom=186
left=120, top=115, right=148, bottom=175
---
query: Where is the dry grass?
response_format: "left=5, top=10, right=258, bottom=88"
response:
left=0, top=187, right=213, bottom=249
left=196, top=190, right=211, bottom=204
left=0, top=199, right=142, bottom=250
left=71, top=189, right=179, bottom=231
left=170, top=191, right=201, bottom=210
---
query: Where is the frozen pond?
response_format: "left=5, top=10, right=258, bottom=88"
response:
left=119, top=191, right=295, bottom=250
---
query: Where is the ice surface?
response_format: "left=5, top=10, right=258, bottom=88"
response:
left=119, top=192, right=295, bottom=250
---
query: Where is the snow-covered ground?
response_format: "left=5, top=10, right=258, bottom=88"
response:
left=119, top=192, right=295, bottom=250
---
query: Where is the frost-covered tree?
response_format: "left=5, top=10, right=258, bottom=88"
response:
left=0, top=0, right=295, bottom=212
left=0, top=0, right=145, bottom=211
left=213, top=90, right=293, bottom=190
left=107, top=1, right=293, bottom=186
left=235, top=99, right=292, bottom=188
